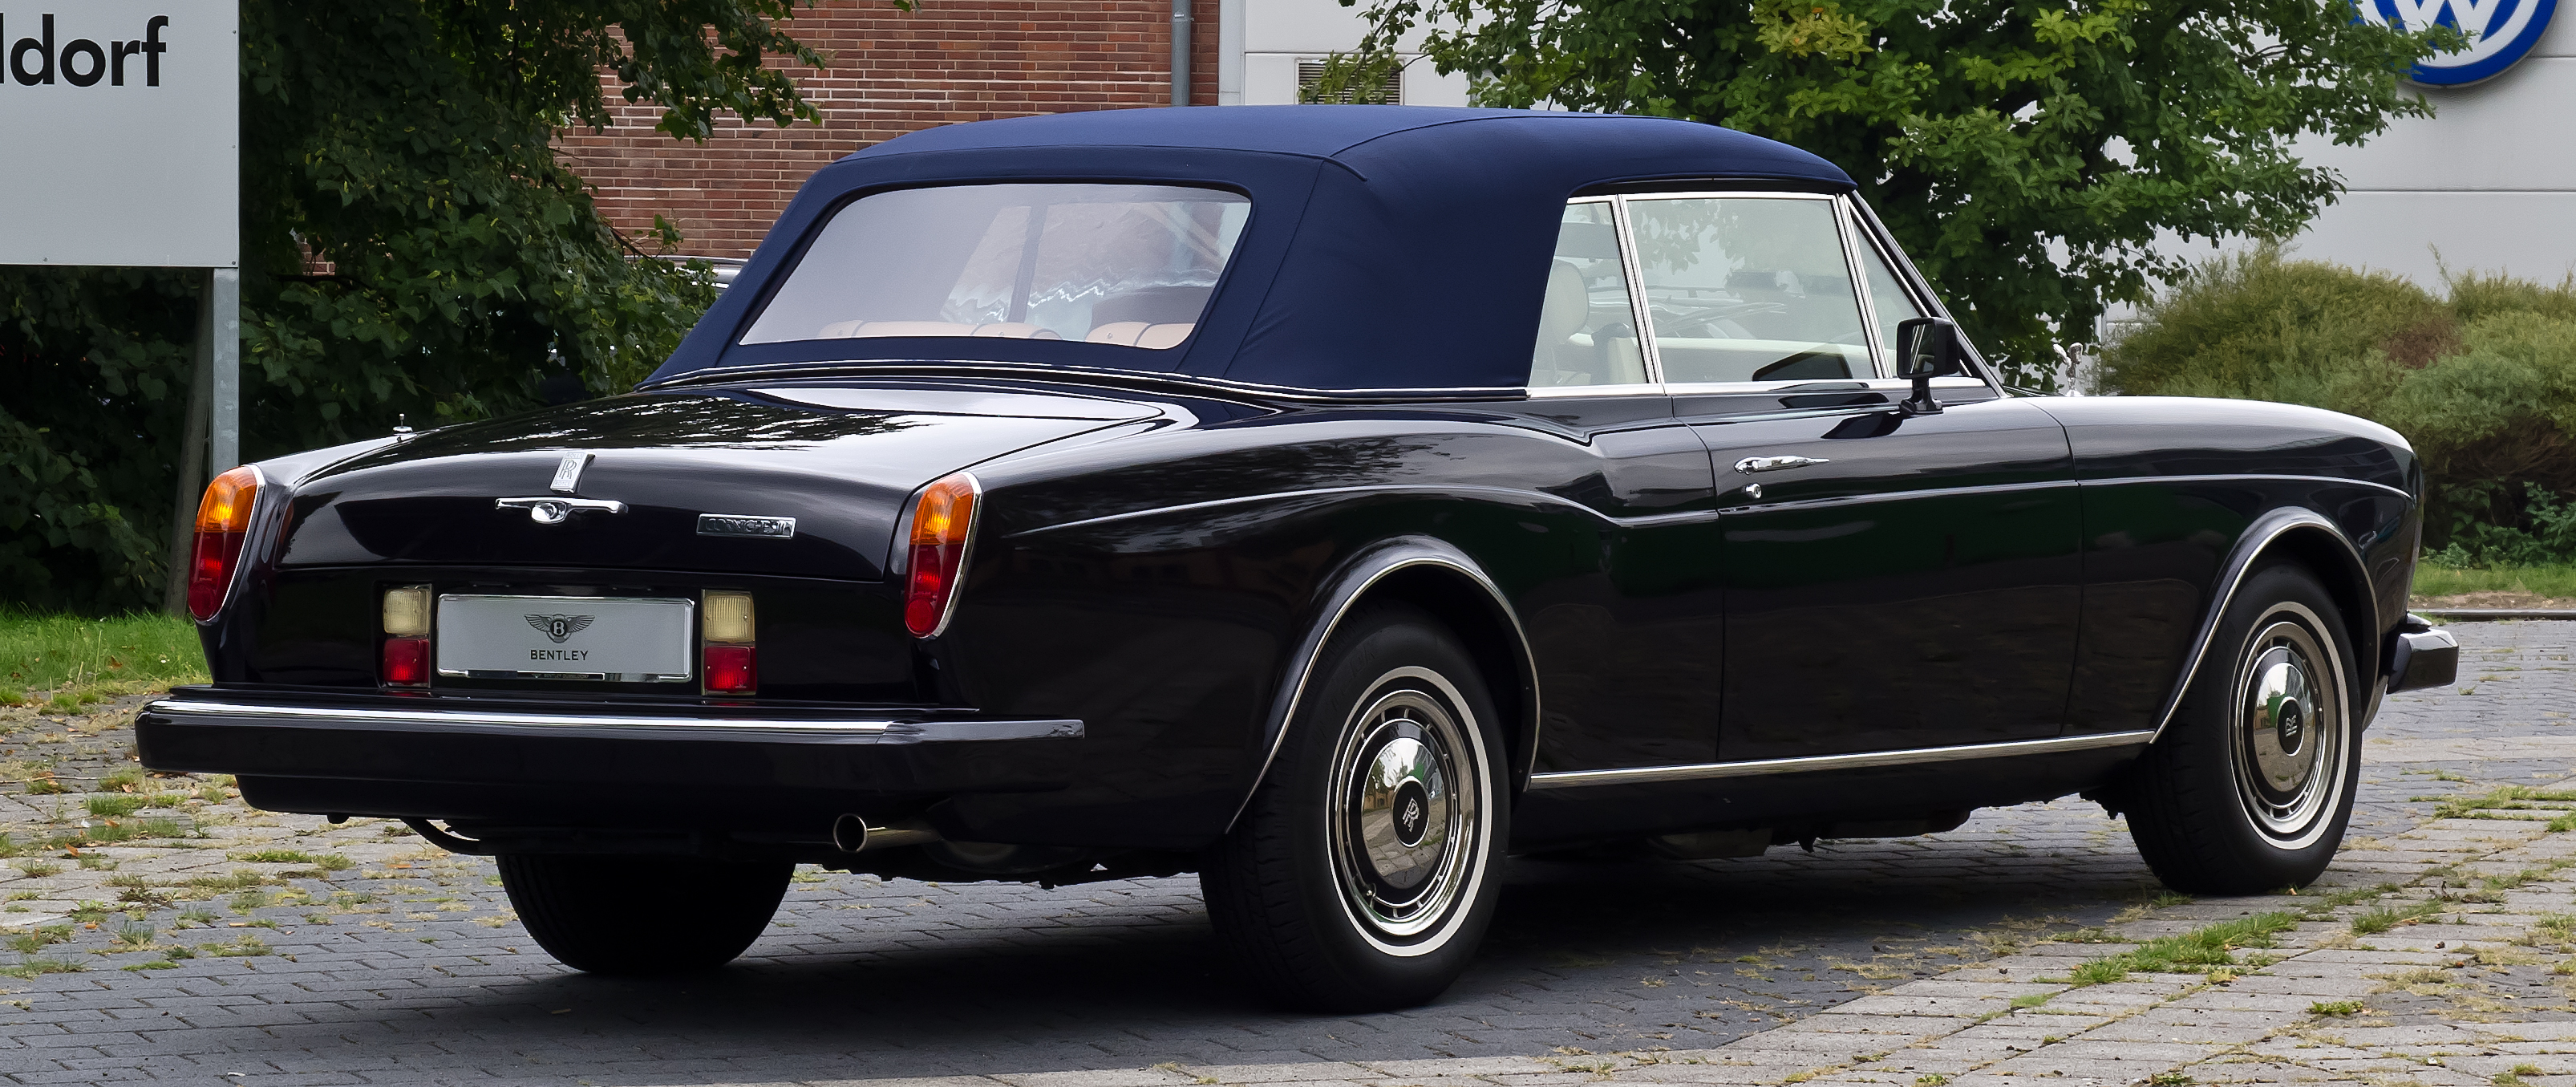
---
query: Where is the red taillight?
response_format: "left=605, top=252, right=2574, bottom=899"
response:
left=903, top=473, right=979, bottom=638
left=380, top=585, right=432, bottom=688
left=703, top=644, right=757, bottom=693
left=702, top=590, right=756, bottom=695
left=186, top=466, right=261, bottom=621
left=382, top=637, right=430, bottom=686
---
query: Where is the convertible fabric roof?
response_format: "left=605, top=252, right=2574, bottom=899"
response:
left=647, top=107, right=1857, bottom=394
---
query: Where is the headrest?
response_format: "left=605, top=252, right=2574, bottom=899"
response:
left=1535, top=260, right=1590, bottom=346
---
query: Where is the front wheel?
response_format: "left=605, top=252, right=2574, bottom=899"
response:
left=497, top=854, right=792, bottom=975
left=1201, top=602, right=1509, bottom=1011
left=2120, top=561, right=2361, bottom=894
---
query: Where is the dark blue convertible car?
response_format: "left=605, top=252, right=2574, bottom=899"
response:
left=142, top=107, right=2458, bottom=1009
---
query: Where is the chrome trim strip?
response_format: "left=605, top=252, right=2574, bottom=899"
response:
left=1525, top=730, right=2157, bottom=789
left=2145, top=509, right=2370, bottom=742
left=1224, top=549, right=1541, bottom=833
left=1015, top=476, right=2406, bottom=541
left=147, top=697, right=898, bottom=735
left=2080, top=473, right=2413, bottom=502
left=643, top=359, right=1526, bottom=404
left=1609, top=195, right=1663, bottom=385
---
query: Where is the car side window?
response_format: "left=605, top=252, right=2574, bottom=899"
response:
left=1854, top=230, right=1927, bottom=374
left=1529, top=201, right=1649, bottom=388
left=1625, top=197, right=1869, bottom=384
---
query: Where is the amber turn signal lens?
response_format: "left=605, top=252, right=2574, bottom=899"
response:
left=186, top=466, right=261, bottom=622
left=382, top=586, right=431, bottom=637
left=904, top=473, right=980, bottom=638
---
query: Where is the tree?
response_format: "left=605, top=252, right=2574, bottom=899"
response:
left=1331, top=0, right=2452, bottom=385
left=0, top=0, right=848, bottom=612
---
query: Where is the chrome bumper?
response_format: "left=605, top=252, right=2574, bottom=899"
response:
left=142, top=695, right=1079, bottom=743
left=2388, top=614, right=2460, bottom=694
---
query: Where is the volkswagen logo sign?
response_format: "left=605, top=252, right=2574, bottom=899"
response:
left=2359, top=0, right=2558, bottom=85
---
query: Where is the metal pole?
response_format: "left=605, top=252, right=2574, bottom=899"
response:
left=209, top=267, right=241, bottom=472
left=1171, top=0, right=1193, bottom=106
left=161, top=278, right=217, bottom=615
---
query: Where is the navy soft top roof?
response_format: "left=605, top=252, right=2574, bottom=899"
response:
left=648, top=107, right=1855, bottom=393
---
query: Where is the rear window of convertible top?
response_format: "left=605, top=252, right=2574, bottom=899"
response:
left=739, top=183, right=1252, bottom=351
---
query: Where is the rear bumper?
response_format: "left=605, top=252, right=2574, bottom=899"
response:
left=2387, top=614, right=2460, bottom=695
left=136, top=687, right=1082, bottom=832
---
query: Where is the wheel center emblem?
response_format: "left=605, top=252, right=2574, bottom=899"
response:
left=1392, top=780, right=1432, bottom=848
left=2277, top=700, right=2304, bottom=754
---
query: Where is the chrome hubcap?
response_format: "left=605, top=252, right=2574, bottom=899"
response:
left=2231, top=610, right=2345, bottom=844
left=1329, top=672, right=1484, bottom=943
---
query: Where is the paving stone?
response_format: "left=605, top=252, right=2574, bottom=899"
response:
left=0, top=622, right=2571, bottom=1085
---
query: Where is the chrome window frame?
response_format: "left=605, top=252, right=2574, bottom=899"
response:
left=1527, top=195, right=1664, bottom=400
left=1525, top=189, right=2000, bottom=400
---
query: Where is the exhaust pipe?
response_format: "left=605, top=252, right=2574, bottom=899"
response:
left=831, top=813, right=939, bottom=854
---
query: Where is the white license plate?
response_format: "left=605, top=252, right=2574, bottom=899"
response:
left=435, top=594, right=695, bottom=683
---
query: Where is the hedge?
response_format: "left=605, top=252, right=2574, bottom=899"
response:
left=2101, top=248, right=2576, bottom=566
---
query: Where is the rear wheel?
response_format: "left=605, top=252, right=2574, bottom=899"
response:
left=496, top=854, right=792, bottom=975
left=2121, top=561, right=2360, bottom=894
left=1202, top=602, right=1509, bottom=1011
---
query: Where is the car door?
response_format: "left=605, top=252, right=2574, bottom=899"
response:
left=1618, top=191, right=2082, bottom=761
left=1496, top=197, right=1728, bottom=773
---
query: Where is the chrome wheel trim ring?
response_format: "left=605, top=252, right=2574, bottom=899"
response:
left=1326, top=667, right=1493, bottom=955
left=2226, top=602, right=2349, bottom=850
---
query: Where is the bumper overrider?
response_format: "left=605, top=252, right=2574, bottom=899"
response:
left=2387, top=613, right=2461, bottom=694
left=136, top=687, right=1083, bottom=839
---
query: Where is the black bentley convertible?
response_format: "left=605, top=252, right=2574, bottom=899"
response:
left=144, top=107, right=2459, bottom=1009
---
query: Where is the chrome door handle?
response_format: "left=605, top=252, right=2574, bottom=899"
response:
left=1733, top=455, right=1832, bottom=474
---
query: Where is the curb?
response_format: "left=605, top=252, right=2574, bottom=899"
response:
left=2410, top=608, right=2576, bottom=622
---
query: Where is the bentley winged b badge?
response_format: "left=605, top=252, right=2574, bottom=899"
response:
left=525, top=614, right=595, bottom=643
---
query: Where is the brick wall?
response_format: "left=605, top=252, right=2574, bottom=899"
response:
left=555, top=0, right=1223, bottom=260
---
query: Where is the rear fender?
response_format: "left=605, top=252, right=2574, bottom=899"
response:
left=1221, top=536, right=1538, bottom=834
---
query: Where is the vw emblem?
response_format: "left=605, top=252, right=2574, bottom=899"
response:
left=2358, top=0, right=2558, bottom=85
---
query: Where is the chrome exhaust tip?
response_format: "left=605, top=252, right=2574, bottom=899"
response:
left=832, top=814, right=940, bottom=854
left=831, top=813, right=871, bottom=853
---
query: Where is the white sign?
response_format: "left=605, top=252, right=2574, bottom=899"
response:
left=0, top=2, right=237, bottom=267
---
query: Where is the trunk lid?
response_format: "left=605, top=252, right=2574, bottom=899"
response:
left=277, top=383, right=1156, bottom=581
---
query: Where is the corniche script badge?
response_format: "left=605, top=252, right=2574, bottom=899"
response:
left=698, top=513, right=797, bottom=539
left=525, top=614, right=596, bottom=643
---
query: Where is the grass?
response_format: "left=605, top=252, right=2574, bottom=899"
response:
left=0, top=607, right=205, bottom=698
left=2354, top=897, right=2452, bottom=935
left=2067, top=911, right=2303, bottom=985
left=2311, top=1000, right=2364, bottom=1016
left=2415, top=563, right=2576, bottom=600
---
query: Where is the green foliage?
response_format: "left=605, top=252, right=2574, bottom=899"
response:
left=1333, top=0, right=2451, bottom=384
left=2, top=0, right=848, bottom=611
left=2414, top=563, right=2576, bottom=600
left=0, top=608, right=206, bottom=692
left=2107, top=250, right=2576, bottom=554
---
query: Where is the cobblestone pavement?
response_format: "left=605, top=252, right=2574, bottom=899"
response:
left=0, top=623, right=2567, bottom=1085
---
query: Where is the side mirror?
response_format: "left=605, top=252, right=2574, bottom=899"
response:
left=1892, top=317, right=1964, bottom=414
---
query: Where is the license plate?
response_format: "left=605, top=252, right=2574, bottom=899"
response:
left=435, top=594, right=695, bottom=683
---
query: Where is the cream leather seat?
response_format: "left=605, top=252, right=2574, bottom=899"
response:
left=815, top=320, right=1063, bottom=339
